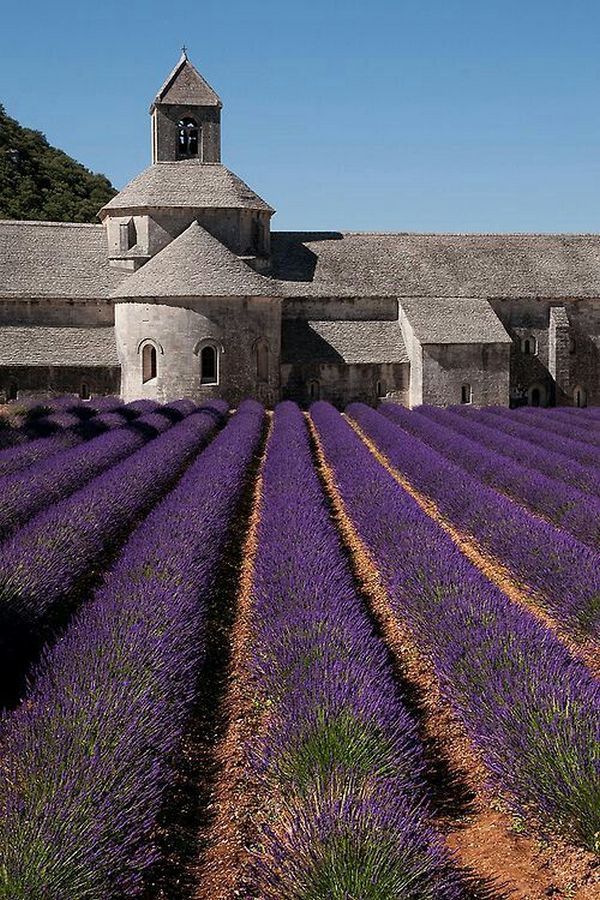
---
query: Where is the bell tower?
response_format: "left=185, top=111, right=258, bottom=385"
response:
left=150, top=49, right=222, bottom=163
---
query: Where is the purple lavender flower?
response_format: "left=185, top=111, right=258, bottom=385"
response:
left=0, top=400, right=264, bottom=897
left=312, top=401, right=600, bottom=851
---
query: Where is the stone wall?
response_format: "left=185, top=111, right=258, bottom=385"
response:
left=0, top=299, right=114, bottom=326
left=491, top=298, right=600, bottom=406
left=282, top=296, right=397, bottom=321
left=106, top=208, right=271, bottom=267
left=115, top=296, right=281, bottom=406
left=281, top=361, right=409, bottom=408
left=421, top=343, right=510, bottom=407
left=0, top=366, right=120, bottom=401
left=152, top=105, right=221, bottom=163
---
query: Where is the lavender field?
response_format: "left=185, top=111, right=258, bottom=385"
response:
left=0, top=397, right=598, bottom=900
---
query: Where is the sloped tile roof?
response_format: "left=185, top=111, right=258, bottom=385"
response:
left=152, top=52, right=221, bottom=108
left=282, top=319, right=408, bottom=364
left=271, top=231, right=600, bottom=299
left=400, top=297, right=512, bottom=344
left=112, top=221, right=277, bottom=299
left=0, top=221, right=128, bottom=300
left=0, top=326, right=119, bottom=366
left=100, top=162, right=274, bottom=215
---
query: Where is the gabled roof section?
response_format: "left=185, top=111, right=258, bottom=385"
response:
left=152, top=51, right=221, bottom=110
left=112, top=222, right=279, bottom=299
left=0, top=326, right=119, bottom=366
left=400, top=297, right=512, bottom=345
left=282, top=320, right=408, bottom=365
left=99, top=162, right=274, bottom=216
left=0, top=220, right=128, bottom=300
left=271, top=231, right=600, bottom=299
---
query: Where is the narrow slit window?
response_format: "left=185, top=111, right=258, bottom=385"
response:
left=142, top=343, right=158, bottom=383
left=256, top=340, right=269, bottom=383
left=461, top=383, right=472, bottom=405
left=80, top=383, right=91, bottom=401
left=7, top=381, right=18, bottom=401
left=201, top=345, right=218, bottom=384
left=308, top=380, right=320, bottom=402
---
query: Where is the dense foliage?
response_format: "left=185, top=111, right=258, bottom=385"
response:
left=0, top=104, right=116, bottom=222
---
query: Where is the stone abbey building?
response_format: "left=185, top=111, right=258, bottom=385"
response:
left=1, top=52, right=600, bottom=408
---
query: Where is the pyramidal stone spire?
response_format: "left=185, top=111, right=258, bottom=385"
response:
left=151, top=50, right=222, bottom=111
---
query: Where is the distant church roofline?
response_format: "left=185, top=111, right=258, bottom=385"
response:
left=150, top=50, right=222, bottom=112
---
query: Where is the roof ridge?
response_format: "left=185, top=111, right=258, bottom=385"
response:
left=0, top=219, right=103, bottom=229
left=273, top=230, right=600, bottom=238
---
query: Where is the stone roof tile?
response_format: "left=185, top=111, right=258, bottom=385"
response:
left=282, top=319, right=408, bottom=364
left=112, top=221, right=277, bottom=299
left=100, top=162, right=274, bottom=215
left=152, top=53, right=221, bottom=109
left=0, top=220, right=127, bottom=300
left=271, top=231, right=600, bottom=299
left=400, top=297, right=512, bottom=344
left=0, top=326, right=119, bottom=366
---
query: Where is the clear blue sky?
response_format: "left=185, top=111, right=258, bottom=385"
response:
left=1, top=0, right=600, bottom=232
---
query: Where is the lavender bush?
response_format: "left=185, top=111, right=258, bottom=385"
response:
left=0, top=402, right=264, bottom=898
left=417, top=405, right=600, bottom=499
left=350, top=403, right=600, bottom=638
left=460, top=406, right=600, bottom=469
left=312, top=402, right=600, bottom=850
left=381, top=403, right=600, bottom=551
left=0, top=404, right=194, bottom=542
left=248, top=402, right=463, bottom=899
left=0, top=401, right=228, bottom=705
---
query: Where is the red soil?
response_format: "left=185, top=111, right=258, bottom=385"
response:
left=193, top=424, right=271, bottom=900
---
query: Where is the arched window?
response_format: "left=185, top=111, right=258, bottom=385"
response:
left=308, top=379, right=320, bottom=402
left=79, top=383, right=91, bottom=401
left=178, top=118, right=199, bottom=157
left=256, top=340, right=269, bottom=383
left=574, top=385, right=587, bottom=408
left=521, top=335, right=538, bottom=356
left=200, top=345, right=218, bottom=385
left=7, top=381, right=18, bottom=401
left=528, top=385, right=545, bottom=407
left=461, top=383, right=472, bottom=405
left=141, top=343, right=158, bottom=383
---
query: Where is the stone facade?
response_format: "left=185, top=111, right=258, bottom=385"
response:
left=2, top=53, right=600, bottom=408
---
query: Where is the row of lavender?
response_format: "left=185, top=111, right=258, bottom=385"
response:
left=0, top=398, right=171, bottom=479
left=0, top=400, right=229, bottom=708
left=312, top=402, right=600, bottom=851
left=0, top=401, right=265, bottom=897
left=244, top=403, right=463, bottom=897
left=348, top=403, right=600, bottom=639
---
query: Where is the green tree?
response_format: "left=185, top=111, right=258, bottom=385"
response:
left=0, top=104, right=116, bottom=223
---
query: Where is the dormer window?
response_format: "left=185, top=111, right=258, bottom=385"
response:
left=178, top=118, right=199, bottom=157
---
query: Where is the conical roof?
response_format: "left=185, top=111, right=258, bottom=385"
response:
left=151, top=51, right=221, bottom=110
left=99, top=162, right=274, bottom=216
left=112, top=222, right=279, bottom=299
